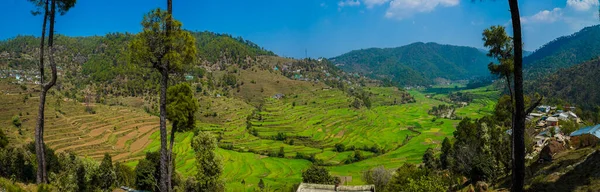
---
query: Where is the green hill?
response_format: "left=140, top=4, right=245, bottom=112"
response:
left=532, top=58, right=600, bottom=110
left=330, top=42, right=493, bottom=86
left=524, top=25, right=600, bottom=79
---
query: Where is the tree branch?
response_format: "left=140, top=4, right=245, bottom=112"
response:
left=525, top=96, right=543, bottom=115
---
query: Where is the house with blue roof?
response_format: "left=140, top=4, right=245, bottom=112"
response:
left=570, top=124, right=600, bottom=139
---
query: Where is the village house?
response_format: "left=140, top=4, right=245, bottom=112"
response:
left=569, top=124, right=600, bottom=148
left=546, top=117, right=559, bottom=126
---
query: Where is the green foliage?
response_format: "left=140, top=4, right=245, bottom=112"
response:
left=191, top=131, right=224, bottom=191
left=440, top=137, right=452, bottom=169
left=301, top=165, right=339, bottom=185
left=344, top=150, right=365, bottom=164
left=130, top=8, right=197, bottom=74
left=533, top=59, right=600, bottom=111
left=135, top=159, right=157, bottom=191
left=560, top=119, right=581, bottom=135
left=422, top=148, right=438, bottom=170
left=524, top=25, right=600, bottom=80
left=96, top=153, right=116, bottom=191
left=483, top=25, right=514, bottom=83
left=0, top=129, right=8, bottom=148
left=331, top=42, right=493, bottom=86
left=334, top=143, right=345, bottom=152
left=167, top=83, right=199, bottom=131
left=385, top=164, right=447, bottom=192
left=12, top=115, right=21, bottom=128
left=221, top=73, right=237, bottom=87
left=278, top=147, right=285, bottom=158
left=0, top=148, right=36, bottom=182
left=193, top=31, right=275, bottom=65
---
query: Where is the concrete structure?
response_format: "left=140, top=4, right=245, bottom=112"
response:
left=296, top=183, right=375, bottom=192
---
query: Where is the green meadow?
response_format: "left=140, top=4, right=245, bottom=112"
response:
left=134, top=85, right=499, bottom=191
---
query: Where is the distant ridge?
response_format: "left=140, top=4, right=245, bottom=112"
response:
left=330, top=42, right=493, bottom=86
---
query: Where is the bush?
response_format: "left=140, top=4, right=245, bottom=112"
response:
left=278, top=147, right=285, bottom=158
left=334, top=143, right=345, bottom=152
left=301, top=165, right=339, bottom=185
left=12, top=115, right=21, bottom=128
left=0, top=129, right=8, bottom=148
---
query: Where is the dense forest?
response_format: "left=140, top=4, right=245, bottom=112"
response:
left=330, top=42, right=494, bottom=86
left=523, top=25, right=600, bottom=80
left=532, top=58, right=600, bottom=112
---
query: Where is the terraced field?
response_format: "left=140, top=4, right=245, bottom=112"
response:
left=132, top=86, right=499, bottom=191
left=1, top=79, right=499, bottom=191
left=0, top=81, right=159, bottom=162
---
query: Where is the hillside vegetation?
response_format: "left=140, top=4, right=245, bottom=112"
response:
left=533, top=59, right=600, bottom=111
left=330, top=42, right=493, bottom=86
left=524, top=25, right=600, bottom=80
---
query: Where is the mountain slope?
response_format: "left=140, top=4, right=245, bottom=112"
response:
left=524, top=25, right=600, bottom=79
left=532, top=58, right=600, bottom=110
left=330, top=42, right=493, bottom=86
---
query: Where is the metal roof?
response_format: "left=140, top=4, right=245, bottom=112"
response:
left=570, top=124, right=600, bottom=138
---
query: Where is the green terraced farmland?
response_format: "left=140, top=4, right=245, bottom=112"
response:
left=135, top=86, right=498, bottom=190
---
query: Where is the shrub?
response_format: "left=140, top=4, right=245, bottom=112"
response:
left=334, top=143, right=345, bottom=152
left=12, top=115, right=21, bottom=128
left=301, top=165, right=339, bottom=185
left=0, top=129, right=8, bottom=149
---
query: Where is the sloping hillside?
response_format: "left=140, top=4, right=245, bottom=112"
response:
left=532, top=59, right=600, bottom=110
left=330, top=42, right=493, bottom=86
left=524, top=25, right=600, bottom=79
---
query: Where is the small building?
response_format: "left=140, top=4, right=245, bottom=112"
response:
left=570, top=124, right=600, bottom=139
left=296, top=183, right=375, bottom=192
left=529, top=113, right=543, bottom=117
left=272, top=93, right=285, bottom=99
left=546, top=117, right=559, bottom=126
left=538, top=105, right=551, bottom=113
left=569, top=124, right=600, bottom=148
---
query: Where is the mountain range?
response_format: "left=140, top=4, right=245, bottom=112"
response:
left=330, top=42, right=494, bottom=86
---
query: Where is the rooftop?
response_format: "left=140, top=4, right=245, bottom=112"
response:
left=570, top=124, right=600, bottom=138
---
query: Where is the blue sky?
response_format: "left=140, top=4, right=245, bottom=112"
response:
left=2, top=0, right=599, bottom=58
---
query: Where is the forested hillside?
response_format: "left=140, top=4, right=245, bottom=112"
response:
left=330, top=42, right=493, bottom=86
left=0, top=32, right=275, bottom=96
left=524, top=25, right=600, bottom=79
left=533, top=58, right=600, bottom=111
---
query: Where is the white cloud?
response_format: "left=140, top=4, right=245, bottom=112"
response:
left=521, top=8, right=563, bottom=24
left=363, top=0, right=390, bottom=8
left=338, top=0, right=361, bottom=7
left=566, top=0, right=599, bottom=11
left=384, top=0, right=460, bottom=20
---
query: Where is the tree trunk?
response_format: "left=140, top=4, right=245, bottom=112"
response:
left=508, top=0, right=525, bottom=191
left=164, top=1, right=173, bottom=191
left=168, top=123, right=177, bottom=191
left=159, top=68, right=169, bottom=192
left=34, top=0, right=50, bottom=184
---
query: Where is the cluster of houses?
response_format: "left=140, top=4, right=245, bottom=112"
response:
left=0, top=69, right=42, bottom=84
left=525, top=105, right=600, bottom=161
